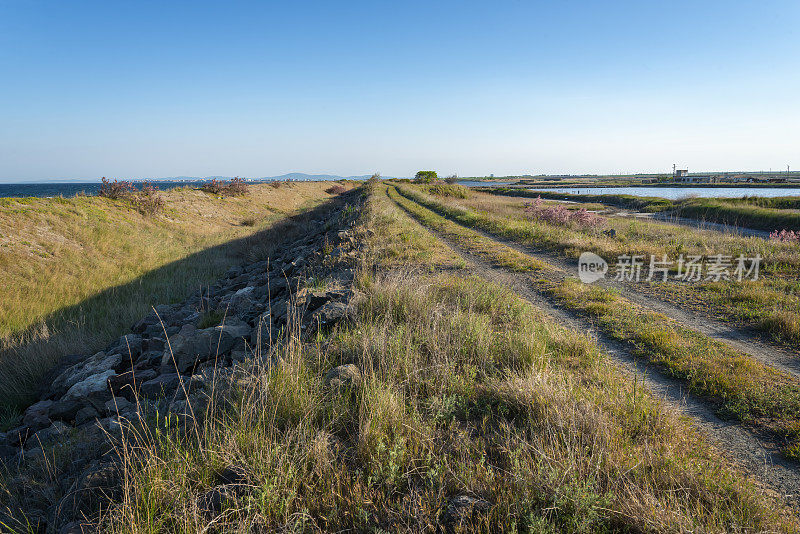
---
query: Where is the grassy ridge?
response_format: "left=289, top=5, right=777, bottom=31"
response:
left=719, top=195, right=800, bottom=210
left=0, top=182, right=344, bottom=409
left=87, top=182, right=796, bottom=531
left=480, top=187, right=800, bottom=231
left=389, top=185, right=800, bottom=457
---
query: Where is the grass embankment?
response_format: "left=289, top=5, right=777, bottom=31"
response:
left=726, top=196, right=800, bottom=209
left=91, top=182, right=796, bottom=531
left=403, top=184, right=800, bottom=345
left=0, top=182, right=347, bottom=410
left=676, top=199, right=800, bottom=232
left=482, top=187, right=800, bottom=232
left=389, top=185, right=800, bottom=459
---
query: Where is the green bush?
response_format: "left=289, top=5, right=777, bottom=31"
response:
left=414, top=171, right=438, bottom=183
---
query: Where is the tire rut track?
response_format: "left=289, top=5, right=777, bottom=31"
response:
left=389, top=189, right=800, bottom=512
left=400, top=189, right=800, bottom=378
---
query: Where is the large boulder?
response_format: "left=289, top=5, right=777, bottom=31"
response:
left=161, top=320, right=251, bottom=373
left=51, top=352, right=122, bottom=398
left=62, top=369, right=116, bottom=403
left=310, top=300, right=348, bottom=329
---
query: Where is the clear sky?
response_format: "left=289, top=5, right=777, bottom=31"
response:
left=1, top=1, right=798, bottom=181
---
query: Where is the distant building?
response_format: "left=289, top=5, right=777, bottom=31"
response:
left=676, top=174, right=717, bottom=184
left=674, top=169, right=688, bottom=179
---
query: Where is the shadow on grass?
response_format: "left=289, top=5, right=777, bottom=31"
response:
left=0, top=190, right=360, bottom=414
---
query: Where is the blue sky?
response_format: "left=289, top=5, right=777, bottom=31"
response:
left=1, top=1, right=798, bottom=181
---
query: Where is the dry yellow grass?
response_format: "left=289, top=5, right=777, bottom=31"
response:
left=0, top=182, right=350, bottom=409
left=94, top=181, right=796, bottom=532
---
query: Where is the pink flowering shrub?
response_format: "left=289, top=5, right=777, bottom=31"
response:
left=770, top=229, right=800, bottom=243
left=524, top=197, right=606, bottom=230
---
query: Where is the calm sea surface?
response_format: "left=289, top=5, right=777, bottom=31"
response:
left=0, top=181, right=214, bottom=198
left=526, top=186, right=800, bottom=199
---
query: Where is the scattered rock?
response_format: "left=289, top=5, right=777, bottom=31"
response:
left=26, top=421, right=70, bottom=449
left=74, top=406, right=100, bottom=426
left=256, top=277, right=288, bottom=300
left=59, top=521, right=94, bottom=534
left=250, top=312, right=283, bottom=347
left=139, top=374, right=204, bottom=399
left=444, top=495, right=490, bottom=528
left=62, top=461, right=120, bottom=518
left=296, top=289, right=332, bottom=312
left=139, top=374, right=183, bottom=399
left=324, top=364, right=361, bottom=390
left=197, top=485, right=236, bottom=519
left=137, top=348, right=164, bottom=364
left=5, top=198, right=361, bottom=527
left=49, top=398, right=83, bottom=422
left=23, top=399, right=54, bottom=432
left=226, top=290, right=261, bottom=322
left=168, top=391, right=208, bottom=417
left=109, top=334, right=143, bottom=360
left=215, top=465, right=247, bottom=485
left=0, top=443, right=17, bottom=462
left=5, top=425, right=31, bottom=447
left=104, top=397, right=133, bottom=415
left=107, top=369, right=158, bottom=400
left=230, top=350, right=247, bottom=363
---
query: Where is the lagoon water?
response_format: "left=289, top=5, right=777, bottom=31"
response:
left=457, top=180, right=514, bottom=187
left=526, top=186, right=800, bottom=200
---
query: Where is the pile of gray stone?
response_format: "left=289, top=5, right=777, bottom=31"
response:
left=0, top=196, right=361, bottom=531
